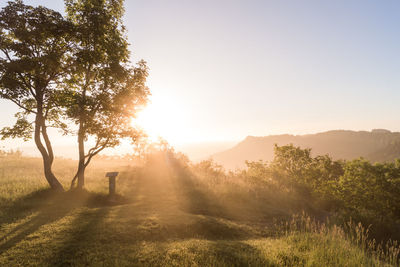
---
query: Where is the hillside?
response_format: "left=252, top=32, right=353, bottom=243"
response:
left=212, top=129, right=400, bottom=169
left=1, top=154, right=396, bottom=266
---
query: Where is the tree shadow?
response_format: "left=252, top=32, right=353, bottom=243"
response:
left=0, top=188, right=56, bottom=226
left=104, top=160, right=262, bottom=243
left=157, top=215, right=259, bottom=241
left=46, top=206, right=111, bottom=266
left=0, top=189, right=127, bottom=255
left=0, top=201, right=72, bottom=254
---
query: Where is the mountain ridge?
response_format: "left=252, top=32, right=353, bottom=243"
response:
left=212, top=129, right=400, bottom=169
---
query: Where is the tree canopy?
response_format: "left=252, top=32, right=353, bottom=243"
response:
left=0, top=1, right=74, bottom=191
left=64, top=0, right=149, bottom=189
left=0, top=0, right=150, bottom=190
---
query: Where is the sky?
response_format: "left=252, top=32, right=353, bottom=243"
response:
left=1, top=0, right=400, bottom=155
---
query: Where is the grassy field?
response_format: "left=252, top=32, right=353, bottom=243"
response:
left=0, top=153, right=398, bottom=266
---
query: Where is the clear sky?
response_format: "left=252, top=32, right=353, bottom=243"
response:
left=1, top=0, right=400, bottom=149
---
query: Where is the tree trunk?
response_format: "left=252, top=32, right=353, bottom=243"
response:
left=76, top=77, right=88, bottom=190
left=77, top=120, right=85, bottom=189
left=34, top=107, right=64, bottom=192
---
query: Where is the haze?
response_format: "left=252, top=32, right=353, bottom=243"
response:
left=2, top=1, right=400, bottom=265
left=1, top=0, right=400, bottom=158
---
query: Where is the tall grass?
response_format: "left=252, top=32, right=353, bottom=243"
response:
left=1, top=152, right=400, bottom=266
left=274, top=213, right=400, bottom=266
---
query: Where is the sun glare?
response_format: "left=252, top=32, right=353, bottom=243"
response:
left=132, top=95, right=187, bottom=145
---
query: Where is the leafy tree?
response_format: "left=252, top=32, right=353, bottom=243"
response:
left=270, top=144, right=314, bottom=193
left=245, top=144, right=400, bottom=239
left=338, top=159, right=400, bottom=222
left=0, top=1, right=73, bottom=191
left=252, top=144, right=344, bottom=205
left=245, top=160, right=274, bottom=186
left=65, top=0, right=149, bottom=189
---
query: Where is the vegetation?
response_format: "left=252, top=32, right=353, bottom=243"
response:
left=244, top=144, right=400, bottom=241
left=64, top=0, right=149, bottom=189
left=0, top=1, right=399, bottom=266
left=213, top=130, right=400, bottom=169
left=0, top=1, right=73, bottom=191
left=0, top=147, right=399, bottom=266
left=0, top=0, right=149, bottom=191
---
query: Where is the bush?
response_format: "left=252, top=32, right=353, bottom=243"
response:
left=245, top=144, right=400, bottom=241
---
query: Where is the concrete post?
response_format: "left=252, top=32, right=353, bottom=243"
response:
left=105, top=172, right=119, bottom=196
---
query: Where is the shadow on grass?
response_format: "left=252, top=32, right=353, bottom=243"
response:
left=0, top=188, right=128, bottom=255
left=0, top=188, right=56, bottom=225
left=47, top=206, right=111, bottom=266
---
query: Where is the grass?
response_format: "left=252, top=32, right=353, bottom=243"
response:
left=0, top=153, right=398, bottom=266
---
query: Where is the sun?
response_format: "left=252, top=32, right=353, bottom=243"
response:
left=131, top=95, right=188, bottom=145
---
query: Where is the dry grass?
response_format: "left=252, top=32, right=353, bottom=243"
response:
left=0, top=153, right=398, bottom=266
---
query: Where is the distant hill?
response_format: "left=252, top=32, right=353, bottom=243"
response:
left=174, top=141, right=237, bottom=162
left=212, top=129, right=400, bottom=169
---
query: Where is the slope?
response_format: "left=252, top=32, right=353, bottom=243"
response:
left=212, top=129, right=400, bottom=169
left=0, top=155, right=391, bottom=266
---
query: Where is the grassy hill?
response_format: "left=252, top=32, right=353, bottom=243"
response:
left=0, top=153, right=397, bottom=266
left=212, top=129, right=400, bottom=169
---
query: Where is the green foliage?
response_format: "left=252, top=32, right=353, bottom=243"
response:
left=0, top=1, right=74, bottom=190
left=0, top=117, right=32, bottom=141
left=214, top=130, right=400, bottom=169
left=275, top=214, right=400, bottom=266
left=246, top=144, right=343, bottom=202
left=64, top=0, right=149, bottom=145
left=0, top=0, right=150, bottom=189
left=0, top=0, right=72, bottom=128
left=0, top=153, right=398, bottom=266
left=338, top=159, right=400, bottom=224
left=62, top=0, right=150, bottom=188
left=192, top=159, right=225, bottom=184
left=245, top=144, right=400, bottom=241
left=244, top=160, right=272, bottom=186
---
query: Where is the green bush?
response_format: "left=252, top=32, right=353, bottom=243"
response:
left=244, top=144, right=400, bottom=241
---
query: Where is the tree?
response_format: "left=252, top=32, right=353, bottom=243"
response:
left=338, top=159, right=400, bottom=222
left=65, top=0, right=150, bottom=189
left=270, top=144, right=313, bottom=192
left=269, top=144, right=344, bottom=201
left=0, top=1, right=73, bottom=191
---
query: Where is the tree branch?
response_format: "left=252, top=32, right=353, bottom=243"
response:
left=85, top=138, right=101, bottom=158
left=1, top=49, right=36, bottom=98
left=6, top=98, right=37, bottom=114
left=84, top=144, right=107, bottom=168
left=84, top=138, right=110, bottom=167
